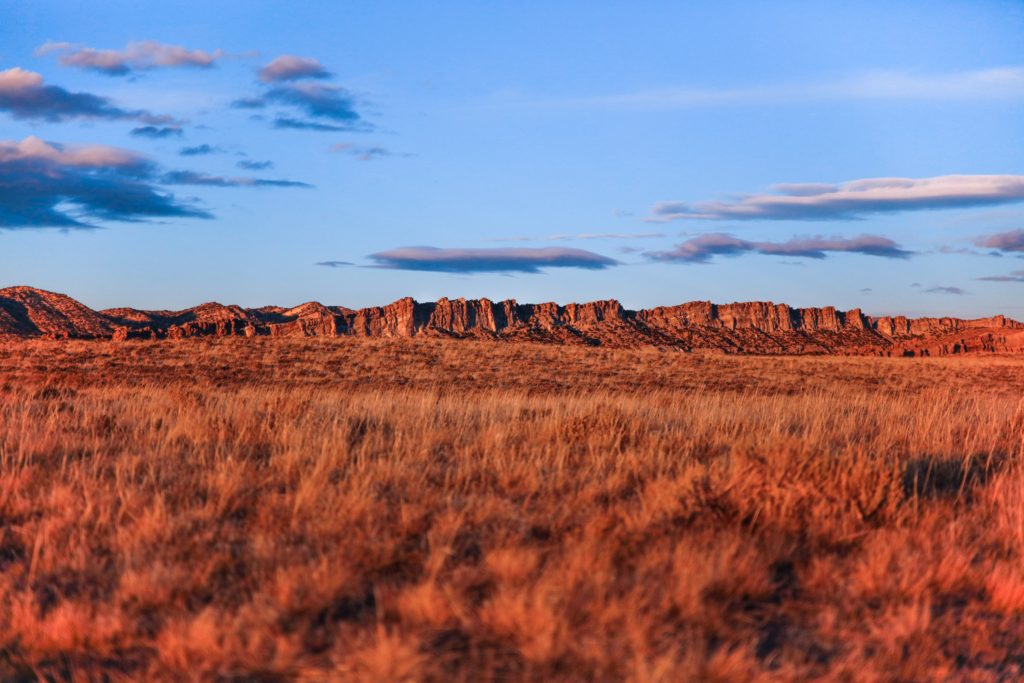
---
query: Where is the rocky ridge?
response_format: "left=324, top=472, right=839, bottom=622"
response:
left=2, top=285, right=1022, bottom=357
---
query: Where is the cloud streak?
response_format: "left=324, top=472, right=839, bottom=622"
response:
left=0, top=67, right=173, bottom=123
left=651, top=175, right=1024, bottom=222
left=978, top=270, right=1024, bottom=283
left=645, top=233, right=911, bottom=263
left=366, top=246, right=619, bottom=273
left=37, top=40, right=223, bottom=76
left=237, top=159, right=273, bottom=170
left=516, top=66, right=1024, bottom=111
left=272, top=117, right=354, bottom=131
left=160, top=170, right=312, bottom=188
left=179, top=144, right=222, bottom=156
left=130, top=126, right=183, bottom=139
left=924, top=286, right=967, bottom=295
left=329, top=143, right=391, bottom=160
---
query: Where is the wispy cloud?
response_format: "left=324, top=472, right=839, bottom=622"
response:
left=329, top=143, right=391, bottom=160
left=924, top=286, right=967, bottom=295
left=510, top=66, right=1024, bottom=111
left=179, top=144, right=222, bottom=156
left=0, top=136, right=207, bottom=229
left=237, top=159, right=273, bottom=170
left=259, top=55, right=331, bottom=83
left=978, top=270, right=1024, bottom=283
left=651, top=175, right=1024, bottom=222
left=272, top=117, right=355, bottom=132
left=130, top=125, right=183, bottom=139
left=160, top=170, right=311, bottom=188
left=36, top=40, right=224, bottom=76
left=315, top=260, right=355, bottom=268
left=645, top=233, right=911, bottom=263
left=366, top=246, right=619, bottom=273
left=0, top=67, right=173, bottom=123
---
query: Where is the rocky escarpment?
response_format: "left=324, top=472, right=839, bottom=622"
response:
left=2, top=286, right=1022, bottom=357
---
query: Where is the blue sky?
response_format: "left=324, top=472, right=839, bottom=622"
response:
left=1, top=0, right=1023, bottom=316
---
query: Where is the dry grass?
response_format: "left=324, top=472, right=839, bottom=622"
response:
left=1, top=338, right=1024, bottom=681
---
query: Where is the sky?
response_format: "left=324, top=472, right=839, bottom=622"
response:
left=1, top=0, right=1023, bottom=317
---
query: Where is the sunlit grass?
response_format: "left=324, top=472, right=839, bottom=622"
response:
left=1, top=338, right=1023, bottom=680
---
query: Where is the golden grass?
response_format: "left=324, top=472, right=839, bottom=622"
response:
left=1, top=338, right=1024, bottom=680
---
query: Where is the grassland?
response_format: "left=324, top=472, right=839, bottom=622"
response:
left=1, top=338, right=1024, bottom=681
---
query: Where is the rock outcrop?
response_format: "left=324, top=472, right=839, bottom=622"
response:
left=3, top=286, right=1023, bottom=356
left=0, top=286, right=114, bottom=339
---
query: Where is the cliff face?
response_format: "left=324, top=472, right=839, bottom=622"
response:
left=3, top=286, right=1023, bottom=356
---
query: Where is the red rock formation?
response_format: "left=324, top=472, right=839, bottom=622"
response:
left=0, top=286, right=113, bottom=339
left=4, top=286, right=1024, bottom=356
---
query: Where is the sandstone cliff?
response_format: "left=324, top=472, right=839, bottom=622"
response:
left=2, top=286, right=1022, bottom=357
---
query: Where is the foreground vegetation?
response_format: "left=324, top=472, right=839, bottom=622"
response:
left=1, top=338, right=1024, bottom=681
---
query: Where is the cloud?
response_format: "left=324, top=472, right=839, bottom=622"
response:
left=160, top=170, right=312, bottom=188
left=518, top=66, right=1024, bottom=110
left=651, top=175, right=1024, bottom=222
left=231, top=96, right=266, bottom=109
left=860, top=288, right=873, bottom=293
left=265, top=83, right=362, bottom=122
left=0, top=136, right=207, bottom=229
left=977, top=270, right=1024, bottom=283
left=179, top=144, right=222, bottom=156
left=37, top=40, right=223, bottom=76
left=272, top=117, right=354, bottom=132
left=130, top=125, right=183, bottom=139
left=924, top=286, right=967, bottom=295
left=237, top=159, right=273, bottom=170
left=366, top=246, right=619, bottom=273
left=315, top=260, right=355, bottom=268
left=329, top=143, right=391, bottom=160
left=645, top=233, right=911, bottom=263
left=237, top=81, right=368, bottom=132
left=973, top=229, right=1024, bottom=252
left=259, top=55, right=331, bottom=83
left=0, top=67, right=173, bottom=123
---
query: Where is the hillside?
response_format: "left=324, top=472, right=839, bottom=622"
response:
left=2, top=286, right=1023, bottom=356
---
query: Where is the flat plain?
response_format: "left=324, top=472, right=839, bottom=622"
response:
left=2, top=338, right=1024, bottom=681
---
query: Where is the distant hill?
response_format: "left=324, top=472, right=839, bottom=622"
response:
left=2, top=285, right=1022, bottom=357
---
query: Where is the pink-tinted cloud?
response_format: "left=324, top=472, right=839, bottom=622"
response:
left=37, top=40, right=223, bottom=76
left=978, top=270, right=1024, bottom=283
left=645, top=233, right=911, bottom=263
left=258, top=55, right=331, bottom=83
left=651, top=175, right=1024, bottom=221
left=0, top=67, right=173, bottom=123
left=973, top=229, right=1024, bottom=252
